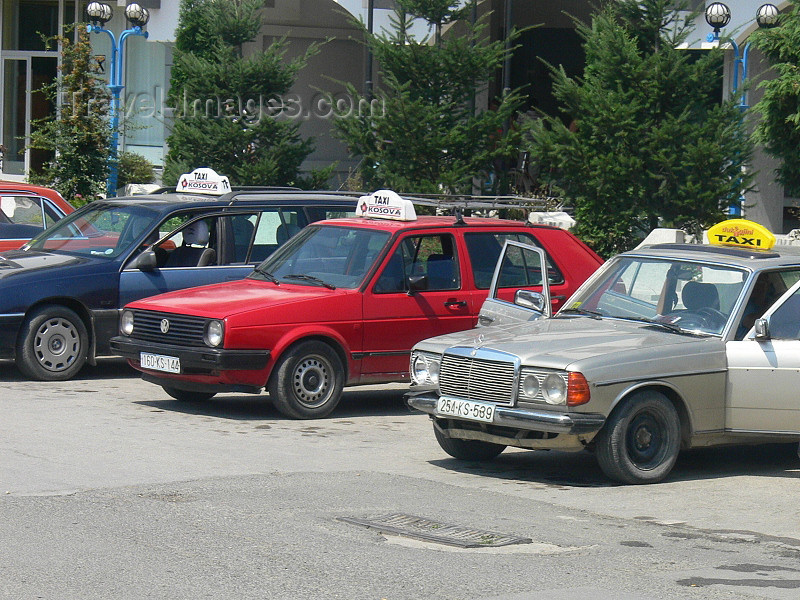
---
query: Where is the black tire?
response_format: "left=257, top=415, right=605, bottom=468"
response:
left=595, top=391, right=680, bottom=484
left=163, top=387, right=216, bottom=402
left=267, top=340, right=344, bottom=419
left=433, top=423, right=506, bottom=461
left=17, top=305, right=88, bottom=381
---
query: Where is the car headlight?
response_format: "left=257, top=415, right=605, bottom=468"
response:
left=120, top=310, right=134, bottom=336
left=410, top=352, right=440, bottom=385
left=543, top=373, right=567, bottom=404
left=521, top=373, right=540, bottom=398
left=204, top=320, right=224, bottom=347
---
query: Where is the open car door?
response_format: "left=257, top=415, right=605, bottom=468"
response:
left=477, top=240, right=551, bottom=328
left=726, top=276, right=800, bottom=435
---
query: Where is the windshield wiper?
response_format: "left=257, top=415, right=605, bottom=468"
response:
left=252, top=265, right=279, bottom=284
left=284, top=274, right=336, bottom=290
left=623, top=316, right=698, bottom=335
left=559, top=307, right=603, bottom=319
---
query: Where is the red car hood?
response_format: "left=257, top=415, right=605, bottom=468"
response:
left=127, top=278, right=347, bottom=319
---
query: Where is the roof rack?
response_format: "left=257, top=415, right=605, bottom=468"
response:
left=147, top=186, right=564, bottom=214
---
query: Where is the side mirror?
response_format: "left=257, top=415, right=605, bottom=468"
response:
left=754, top=318, right=770, bottom=341
left=515, top=289, right=546, bottom=313
left=408, top=274, right=427, bottom=293
left=131, top=249, right=158, bottom=272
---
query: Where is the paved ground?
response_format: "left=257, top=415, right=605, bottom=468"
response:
left=2, top=359, right=800, bottom=599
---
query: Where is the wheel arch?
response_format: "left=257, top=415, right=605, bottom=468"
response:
left=19, top=297, right=96, bottom=363
left=266, top=333, right=350, bottom=388
left=609, top=382, right=693, bottom=449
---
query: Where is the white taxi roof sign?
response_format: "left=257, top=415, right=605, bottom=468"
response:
left=707, top=219, right=776, bottom=251
left=176, top=168, right=231, bottom=196
left=356, top=190, right=417, bottom=221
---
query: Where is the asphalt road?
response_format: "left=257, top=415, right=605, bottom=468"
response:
left=2, top=359, right=800, bottom=600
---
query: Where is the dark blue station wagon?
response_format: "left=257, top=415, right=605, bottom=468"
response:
left=0, top=188, right=356, bottom=380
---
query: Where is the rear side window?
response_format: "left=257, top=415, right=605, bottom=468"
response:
left=464, top=232, right=564, bottom=288
left=1, top=195, right=62, bottom=229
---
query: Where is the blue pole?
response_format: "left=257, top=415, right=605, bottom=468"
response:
left=86, top=23, right=147, bottom=197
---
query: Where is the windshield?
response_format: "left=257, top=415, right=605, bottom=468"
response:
left=562, top=255, right=749, bottom=336
left=25, top=203, right=161, bottom=259
left=250, top=225, right=391, bottom=289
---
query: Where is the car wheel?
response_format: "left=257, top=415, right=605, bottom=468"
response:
left=162, top=387, right=216, bottom=402
left=268, top=340, right=344, bottom=419
left=433, top=423, right=506, bottom=461
left=17, top=305, right=88, bottom=381
left=595, top=391, right=680, bottom=484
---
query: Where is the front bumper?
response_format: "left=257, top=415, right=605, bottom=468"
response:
left=109, top=336, right=270, bottom=373
left=406, top=390, right=606, bottom=435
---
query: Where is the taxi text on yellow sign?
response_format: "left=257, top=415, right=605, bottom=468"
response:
left=707, top=219, right=776, bottom=250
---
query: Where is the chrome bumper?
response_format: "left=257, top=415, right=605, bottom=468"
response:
left=406, top=391, right=606, bottom=435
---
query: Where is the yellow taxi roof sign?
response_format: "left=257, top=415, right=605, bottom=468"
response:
left=707, top=219, right=776, bottom=251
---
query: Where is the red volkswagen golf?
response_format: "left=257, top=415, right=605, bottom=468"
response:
left=112, top=192, right=603, bottom=419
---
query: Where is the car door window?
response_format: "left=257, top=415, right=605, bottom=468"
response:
left=250, top=209, right=303, bottom=262
left=0, top=195, right=49, bottom=231
left=464, top=232, right=563, bottom=289
left=374, top=234, right=459, bottom=293
left=746, top=270, right=800, bottom=339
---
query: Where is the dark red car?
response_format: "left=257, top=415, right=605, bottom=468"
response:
left=112, top=193, right=603, bottom=419
left=0, top=182, right=74, bottom=251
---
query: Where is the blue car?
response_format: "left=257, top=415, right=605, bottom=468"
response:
left=0, top=188, right=356, bottom=380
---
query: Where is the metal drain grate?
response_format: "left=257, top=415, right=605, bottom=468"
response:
left=338, top=513, right=532, bottom=548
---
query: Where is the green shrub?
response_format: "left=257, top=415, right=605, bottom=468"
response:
left=117, top=152, right=155, bottom=187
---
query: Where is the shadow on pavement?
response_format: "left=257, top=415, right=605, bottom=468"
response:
left=427, top=442, right=800, bottom=488
left=0, top=357, right=138, bottom=382
left=134, top=384, right=414, bottom=421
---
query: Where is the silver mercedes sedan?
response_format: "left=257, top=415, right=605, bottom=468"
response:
left=407, top=225, right=800, bottom=484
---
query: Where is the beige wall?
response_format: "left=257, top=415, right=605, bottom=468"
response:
left=244, top=0, right=365, bottom=186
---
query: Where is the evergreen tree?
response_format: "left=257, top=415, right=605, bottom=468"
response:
left=29, top=27, right=111, bottom=206
left=750, top=1, right=800, bottom=196
left=164, top=0, right=328, bottom=188
left=527, top=0, right=752, bottom=257
left=333, top=0, right=522, bottom=194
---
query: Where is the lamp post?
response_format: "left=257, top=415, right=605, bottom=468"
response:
left=86, top=2, right=150, bottom=197
left=705, top=2, right=779, bottom=217
left=705, top=2, right=779, bottom=112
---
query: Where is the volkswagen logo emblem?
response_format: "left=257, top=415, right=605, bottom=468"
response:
left=160, top=319, right=170, bottom=334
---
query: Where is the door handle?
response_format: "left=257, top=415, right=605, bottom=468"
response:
left=444, top=300, right=468, bottom=308
left=478, top=315, right=494, bottom=326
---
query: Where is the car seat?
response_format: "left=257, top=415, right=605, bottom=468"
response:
left=426, top=254, right=456, bottom=290
left=276, top=222, right=301, bottom=245
left=681, top=281, right=720, bottom=311
left=165, top=220, right=216, bottom=267
left=232, top=216, right=255, bottom=262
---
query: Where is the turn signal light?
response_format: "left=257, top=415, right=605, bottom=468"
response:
left=567, top=372, right=590, bottom=406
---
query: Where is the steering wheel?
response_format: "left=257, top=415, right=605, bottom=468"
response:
left=695, top=307, right=728, bottom=331
left=663, top=308, right=726, bottom=331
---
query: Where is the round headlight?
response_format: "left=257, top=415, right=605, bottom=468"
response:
left=120, top=310, right=134, bottom=336
left=543, top=373, right=567, bottom=404
left=428, top=358, right=440, bottom=385
left=522, top=374, right=539, bottom=398
left=205, top=320, right=224, bottom=347
left=411, top=354, right=429, bottom=384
